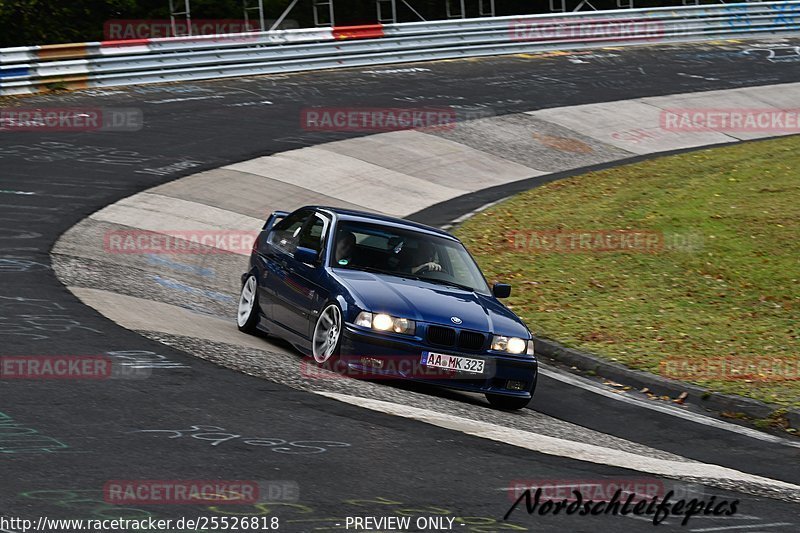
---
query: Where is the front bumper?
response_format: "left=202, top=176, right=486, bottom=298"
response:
left=340, top=324, right=538, bottom=398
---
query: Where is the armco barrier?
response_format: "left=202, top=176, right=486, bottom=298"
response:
left=1, top=2, right=799, bottom=96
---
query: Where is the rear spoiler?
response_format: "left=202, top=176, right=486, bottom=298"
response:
left=263, top=210, right=289, bottom=231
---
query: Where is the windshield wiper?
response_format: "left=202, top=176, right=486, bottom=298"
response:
left=342, top=265, right=397, bottom=276
left=411, top=276, right=475, bottom=292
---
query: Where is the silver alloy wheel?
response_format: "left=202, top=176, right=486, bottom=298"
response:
left=312, top=304, right=342, bottom=363
left=237, top=276, right=257, bottom=328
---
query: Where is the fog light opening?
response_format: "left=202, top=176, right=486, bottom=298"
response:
left=506, top=380, right=526, bottom=391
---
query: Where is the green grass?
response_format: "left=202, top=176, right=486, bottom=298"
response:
left=455, top=136, right=800, bottom=408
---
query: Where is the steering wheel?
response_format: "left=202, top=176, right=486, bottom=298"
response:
left=419, top=262, right=446, bottom=275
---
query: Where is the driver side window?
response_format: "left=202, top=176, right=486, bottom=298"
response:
left=267, top=210, right=311, bottom=255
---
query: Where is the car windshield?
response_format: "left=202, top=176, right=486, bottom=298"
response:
left=330, top=220, right=491, bottom=295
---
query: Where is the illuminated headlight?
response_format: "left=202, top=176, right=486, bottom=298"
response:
left=372, top=313, right=394, bottom=330
left=354, top=311, right=416, bottom=335
left=492, top=335, right=528, bottom=355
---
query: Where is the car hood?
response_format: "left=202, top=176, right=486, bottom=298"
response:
left=333, top=269, right=529, bottom=338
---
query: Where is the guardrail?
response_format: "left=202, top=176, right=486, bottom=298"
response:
left=1, top=2, right=799, bottom=96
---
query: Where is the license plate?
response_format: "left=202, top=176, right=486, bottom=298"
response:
left=421, top=351, right=485, bottom=374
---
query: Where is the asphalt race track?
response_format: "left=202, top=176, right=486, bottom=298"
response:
left=2, top=39, right=800, bottom=532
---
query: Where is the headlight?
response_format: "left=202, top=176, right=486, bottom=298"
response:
left=492, top=335, right=528, bottom=354
left=354, top=311, right=416, bottom=335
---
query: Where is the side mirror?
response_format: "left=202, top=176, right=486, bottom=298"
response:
left=294, top=246, right=320, bottom=266
left=492, top=283, right=511, bottom=299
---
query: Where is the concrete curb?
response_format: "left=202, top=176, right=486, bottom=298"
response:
left=534, top=336, right=800, bottom=430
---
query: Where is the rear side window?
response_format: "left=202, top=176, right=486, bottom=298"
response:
left=267, top=210, right=311, bottom=254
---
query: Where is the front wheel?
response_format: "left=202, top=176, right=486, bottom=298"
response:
left=312, top=303, right=342, bottom=364
left=237, top=275, right=260, bottom=333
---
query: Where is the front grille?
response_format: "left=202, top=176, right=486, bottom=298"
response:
left=458, top=330, right=486, bottom=350
left=427, top=326, right=486, bottom=351
left=427, top=325, right=456, bottom=347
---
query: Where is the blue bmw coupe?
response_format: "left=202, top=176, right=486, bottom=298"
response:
left=237, top=206, right=537, bottom=410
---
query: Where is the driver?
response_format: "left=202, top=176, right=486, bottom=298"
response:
left=410, top=240, right=442, bottom=274
left=335, top=231, right=356, bottom=265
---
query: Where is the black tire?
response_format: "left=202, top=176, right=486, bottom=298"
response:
left=236, top=274, right=260, bottom=334
left=486, top=374, right=537, bottom=410
left=486, top=393, right=532, bottom=411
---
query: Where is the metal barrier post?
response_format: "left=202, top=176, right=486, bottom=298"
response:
left=478, top=0, right=496, bottom=17
left=377, top=0, right=398, bottom=23
left=446, top=0, right=467, bottom=18
left=314, top=0, right=335, bottom=26
left=169, top=0, right=192, bottom=36
left=243, top=0, right=266, bottom=31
